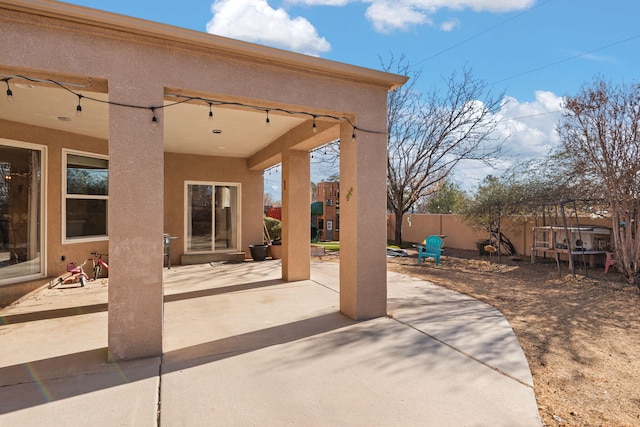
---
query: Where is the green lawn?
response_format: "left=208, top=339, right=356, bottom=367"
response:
left=312, top=241, right=417, bottom=251
left=313, top=241, right=340, bottom=251
left=387, top=240, right=417, bottom=249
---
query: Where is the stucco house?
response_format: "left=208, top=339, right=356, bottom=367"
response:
left=0, top=0, right=407, bottom=360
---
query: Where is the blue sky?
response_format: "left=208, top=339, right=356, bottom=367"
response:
left=64, top=0, right=640, bottom=195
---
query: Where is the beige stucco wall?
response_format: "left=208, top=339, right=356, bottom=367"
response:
left=0, top=9, right=390, bottom=266
left=0, top=122, right=265, bottom=300
left=1, top=2, right=405, bottom=356
left=0, top=120, right=109, bottom=304
left=389, top=213, right=614, bottom=256
left=0, top=120, right=110, bottom=269
left=164, top=153, right=264, bottom=266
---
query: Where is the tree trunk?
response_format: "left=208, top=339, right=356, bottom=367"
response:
left=497, top=214, right=502, bottom=263
left=394, top=211, right=404, bottom=245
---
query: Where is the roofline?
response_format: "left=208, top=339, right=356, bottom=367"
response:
left=1, top=0, right=408, bottom=90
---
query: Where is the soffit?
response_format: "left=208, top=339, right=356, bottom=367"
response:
left=0, top=83, right=306, bottom=158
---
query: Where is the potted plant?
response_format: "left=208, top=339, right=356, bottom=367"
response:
left=249, top=244, right=269, bottom=261
left=264, top=216, right=282, bottom=259
left=269, top=238, right=282, bottom=259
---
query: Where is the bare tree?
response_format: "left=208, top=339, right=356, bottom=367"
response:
left=263, top=192, right=278, bottom=207
left=558, top=77, right=640, bottom=286
left=385, top=56, right=505, bottom=244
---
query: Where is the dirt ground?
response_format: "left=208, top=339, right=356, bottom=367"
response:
left=378, top=248, right=640, bottom=426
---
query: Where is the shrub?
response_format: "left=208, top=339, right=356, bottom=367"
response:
left=264, top=216, right=281, bottom=241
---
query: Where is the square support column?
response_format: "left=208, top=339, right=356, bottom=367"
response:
left=339, top=120, right=387, bottom=319
left=281, top=148, right=311, bottom=281
left=107, top=83, right=164, bottom=361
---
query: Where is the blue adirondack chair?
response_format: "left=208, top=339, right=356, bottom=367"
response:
left=417, top=235, right=444, bottom=266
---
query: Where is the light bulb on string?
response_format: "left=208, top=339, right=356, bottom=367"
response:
left=0, top=74, right=382, bottom=143
left=4, top=79, right=13, bottom=103
left=76, top=95, right=83, bottom=117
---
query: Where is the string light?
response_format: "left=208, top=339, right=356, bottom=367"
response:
left=264, top=164, right=280, bottom=175
left=1, top=74, right=385, bottom=139
left=75, top=94, right=83, bottom=117
left=3, top=79, right=13, bottom=103
left=309, top=142, right=335, bottom=160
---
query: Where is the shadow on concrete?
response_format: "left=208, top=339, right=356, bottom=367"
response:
left=163, top=278, right=285, bottom=303
left=0, top=348, right=160, bottom=414
left=0, top=279, right=285, bottom=326
left=0, top=304, right=108, bottom=325
left=0, top=312, right=356, bottom=415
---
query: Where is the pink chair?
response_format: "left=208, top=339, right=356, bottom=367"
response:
left=605, top=252, right=617, bottom=274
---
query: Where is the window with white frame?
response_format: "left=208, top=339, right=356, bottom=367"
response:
left=64, top=151, right=108, bottom=240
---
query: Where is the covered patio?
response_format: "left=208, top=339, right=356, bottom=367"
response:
left=0, top=1, right=406, bottom=360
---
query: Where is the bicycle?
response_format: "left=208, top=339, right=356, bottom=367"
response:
left=49, top=259, right=89, bottom=289
left=90, top=251, right=109, bottom=280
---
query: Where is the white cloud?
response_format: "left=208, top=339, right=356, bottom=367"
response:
left=365, top=2, right=431, bottom=33
left=421, top=0, right=535, bottom=12
left=206, top=0, right=331, bottom=56
left=290, top=0, right=535, bottom=33
left=497, top=90, right=563, bottom=158
left=453, top=91, right=564, bottom=189
left=364, top=0, right=535, bottom=33
left=440, top=19, right=460, bottom=31
left=287, top=0, right=351, bottom=5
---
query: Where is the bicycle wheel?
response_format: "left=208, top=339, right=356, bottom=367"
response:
left=94, top=264, right=102, bottom=280
left=49, top=277, right=62, bottom=289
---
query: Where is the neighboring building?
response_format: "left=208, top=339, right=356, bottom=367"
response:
left=0, top=0, right=406, bottom=360
left=314, top=181, right=340, bottom=241
left=265, top=206, right=282, bottom=221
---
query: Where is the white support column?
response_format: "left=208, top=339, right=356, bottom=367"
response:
left=339, top=119, right=388, bottom=320
left=107, top=82, right=164, bottom=361
left=281, top=148, right=311, bottom=281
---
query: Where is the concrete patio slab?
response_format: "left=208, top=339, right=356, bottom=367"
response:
left=387, top=271, right=534, bottom=387
left=0, top=260, right=541, bottom=426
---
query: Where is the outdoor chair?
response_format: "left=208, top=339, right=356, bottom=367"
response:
left=605, top=251, right=617, bottom=274
left=417, top=235, right=444, bottom=266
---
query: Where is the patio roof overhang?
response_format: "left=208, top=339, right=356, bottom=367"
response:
left=0, top=0, right=407, bottom=167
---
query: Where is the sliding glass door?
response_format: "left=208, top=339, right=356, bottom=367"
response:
left=0, top=141, right=44, bottom=283
left=185, top=182, right=239, bottom=253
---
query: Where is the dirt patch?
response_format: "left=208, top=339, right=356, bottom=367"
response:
left=380, top=248, right=640, bottom=426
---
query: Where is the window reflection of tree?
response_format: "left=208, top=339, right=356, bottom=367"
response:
left=67, top=167, right=108, bottom=195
